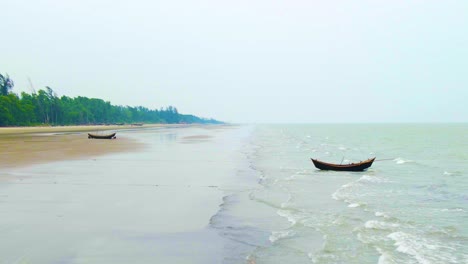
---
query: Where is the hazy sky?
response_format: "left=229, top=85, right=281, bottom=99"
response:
left=1, top=0, right=467, bottom=123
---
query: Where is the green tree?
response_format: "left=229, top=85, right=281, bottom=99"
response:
left=0, top=75, right=223, bottom=126
left=19, top=92, right=38, bottom=124
left=0, top=73, right=14, bottom=96
left=0, top=96, right=14, bottom=126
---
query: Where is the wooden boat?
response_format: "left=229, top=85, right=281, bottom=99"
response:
left=311, top=157, right=375, bottom=171
left=88, top=132, right=116, bottom=139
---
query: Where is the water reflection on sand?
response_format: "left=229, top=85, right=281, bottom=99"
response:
left=0, top=125, right=251, bottom=263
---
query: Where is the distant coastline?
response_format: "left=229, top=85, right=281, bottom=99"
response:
left=0, top=73, right=223, bottom=127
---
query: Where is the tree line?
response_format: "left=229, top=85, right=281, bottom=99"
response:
left=0, top=73, right=222, bottom=126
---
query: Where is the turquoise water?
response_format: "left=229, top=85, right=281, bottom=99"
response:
left=212, top=124, right=468, bottom=263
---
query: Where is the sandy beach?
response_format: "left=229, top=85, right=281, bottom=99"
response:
left=0, top=124, right=251, bottom=263
left=0, top=124, right=188, bottom=170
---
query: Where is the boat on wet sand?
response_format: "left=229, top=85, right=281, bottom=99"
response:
left=311, top=157, right=375, bottom=171
left=88, top=133, right=116, bottom=139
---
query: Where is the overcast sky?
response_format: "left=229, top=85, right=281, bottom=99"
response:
left=1, top=0, right=467, bottom=123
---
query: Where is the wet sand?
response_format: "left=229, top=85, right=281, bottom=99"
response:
left=0, top=124, right=251, bottom=263
left=0, top=124, right=179, bottom=169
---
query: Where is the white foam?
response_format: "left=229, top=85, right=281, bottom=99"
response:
left=441, top=208, right=465, bottom=212
left=388, top=231, right=432, bottom=264
left=376, top=247, right=395, bottom=264
left=365, top=220, right=399, bottom=230
left=358, top=175, right=390, bottom=184
left=394, top=157, right=413, bottom=164
left=356, top=232, right=382, bottom=245
left=331, top=191, right=340, bottom=201
left=375, top=212, right=390, bottom=218
left=386, top=232, right=462, bottom=264
left=269, top=230, right=295, bottom=243
left=348, top=203, right=361, bottom=208
left=277, top=209, right=297, bottom=226
left=331, top=182, right=355, bottom=201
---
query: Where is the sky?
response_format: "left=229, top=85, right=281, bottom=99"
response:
left=1, top=0, right=467, bottom=123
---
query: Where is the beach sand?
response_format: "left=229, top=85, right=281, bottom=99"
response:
left=0, top=124, right=186, bottom=170
left=0, top=124, right=250, bottom=263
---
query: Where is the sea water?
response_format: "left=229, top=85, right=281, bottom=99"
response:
left=211, top=124, right=468, bottom=263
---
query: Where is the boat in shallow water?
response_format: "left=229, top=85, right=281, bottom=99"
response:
left=88, top=132, right=116, bottom=139
left=311, top=157, right=375, bottom=171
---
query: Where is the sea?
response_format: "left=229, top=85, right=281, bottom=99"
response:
left=211, top=123, right=468, bottom=263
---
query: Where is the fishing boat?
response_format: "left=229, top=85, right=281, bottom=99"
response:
left=311, top=157, right=375, bottom=171
left=88, top=132, right=116, bottom=139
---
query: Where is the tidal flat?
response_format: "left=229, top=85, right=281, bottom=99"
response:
left=0, top=124, right=249, bottom=263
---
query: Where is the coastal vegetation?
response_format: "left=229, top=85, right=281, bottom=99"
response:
left=0, top=73, right=222, bottom=126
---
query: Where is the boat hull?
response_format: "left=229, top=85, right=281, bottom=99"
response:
left=88, top=133, right=116, bottom=139
left=311, top=158, right=375, bottom=171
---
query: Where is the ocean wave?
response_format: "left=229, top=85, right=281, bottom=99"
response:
left=388, top=231, right=433, bottom=263
left=358, top=175, right=391, bottom=184
left=356, top=232, right=383, bottom=245
left=394, top=157, right=414, bottom=164
left=277, top=209, right=299, bottom=226
left=375, top=211, right=390, bottom=218
left=348, top=203, right=361, bottom=208
left=387, top=231, right=464, bottom=264
left=331, top=182, right=355, bottom=201
left=443, top=171, right=463, bottom=176
left=440, top=208, right=465, bottom=213
left=376, top=247, right=395, bottom=264
left=269, top=229, right=296, bottom=243
left=331, top=190, right=344, bottom=201
left=365, top=220, right=400, bottom=230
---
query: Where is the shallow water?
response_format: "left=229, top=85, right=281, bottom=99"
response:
left=212, top=124, right=468, bottom=263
